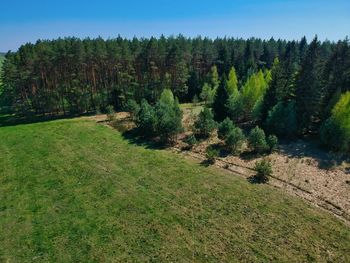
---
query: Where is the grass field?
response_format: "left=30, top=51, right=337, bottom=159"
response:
left=0, top=118, right=349, bottom=262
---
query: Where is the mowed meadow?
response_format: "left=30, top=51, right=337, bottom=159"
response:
left=0, top=118, right=349, bottom=262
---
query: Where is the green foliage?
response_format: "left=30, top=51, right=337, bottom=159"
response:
left=154, top=97, right=183, bottom=143
left=208, top=65, right=220, bottom=89
left=124, top=99, right=140, bottom=117
left=266, top=134, right=278, bottom=152
left=254, top=159, right=273, bottom=182
left=227, top=67, right=238, bottom=96
left=106, top=105, right=116, bottom=122
left=194, top=107, right=217, bottom=138
left=225, top=126, right=246, bottom=154
left=136, top=90, right=183, bottom=142
left=206, top=146, right=219, bottom=164
left=226, top=92, right=245, bottom=122
left=200, top=83, right=216, bottom=105
left=184, top=134, right=197, bottom=148
left=218, top=117, right=235, bottom=140
left=240, top=70, right=269, bottom=119
left=296, top=37, right=324, bottom=133
left=265, top=101, right=297, bottom=138
left=213, top=74, right=230, bottom=121
left=136, top=99, right=156, bottom=137
left=248, top=126, right=269, bottom=153
left=159, top=88, right=175, bottom=105
left=192, top=94, right=199, bottom=104
left=320, top=92, right=350, bottom=153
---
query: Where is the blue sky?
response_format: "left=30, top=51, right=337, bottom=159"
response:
left=0, top=0, right=349, bottom=51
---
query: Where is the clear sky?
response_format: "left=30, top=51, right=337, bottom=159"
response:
left=0, top=0, right=349, bottom=51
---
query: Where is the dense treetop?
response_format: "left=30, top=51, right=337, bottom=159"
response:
left=0, top=35, right=349, bottom=152
left=0, top=36, right=333, bottom=113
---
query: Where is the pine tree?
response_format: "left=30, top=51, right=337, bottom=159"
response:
left=295, top=37, right=325, bottom=134
left=226, top=67, right=238, bottom=96
left=208, top=65, right=220, bottom=90
left=213, top=74, right=230, bottom=121
left=194, top=107, right=217, bottom=138
left=321, top=39, right=350, bottom=119
left=260, top=58, right=281, bottom=122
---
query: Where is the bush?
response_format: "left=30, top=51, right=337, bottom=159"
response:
left=218, top=117, right=235, bottom=140
left=194, top=107, right=217, bottom=138
left=206, top=146, right=219, bottom=164
left=248, top=126, right=268, bottom=153
left=254, top=159, right=273, bottom=182
left=266, top=134, right=278, bottom=152
left=225, top=127, right=246, bottom=154
left=184, top=134, right=197, bottom=148
left=106, top=105, right=116, bottom=122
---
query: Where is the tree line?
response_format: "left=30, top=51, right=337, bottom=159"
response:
left=1, top=35, right=349, bottom=152
left=0, top=35, right=312, bottom=113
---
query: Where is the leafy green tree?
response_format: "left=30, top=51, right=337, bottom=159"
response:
left=320, top=91, right=350, bottom=153
left=240, top=70, right=269, bottom=120
left=213, top=74, right=230, bottom=121
left=194, top=107, right=217, bottom=138
left=226, top=67, right=238, bottom=96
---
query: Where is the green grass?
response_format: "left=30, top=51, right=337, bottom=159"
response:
left=0, top=118, right=349, bottom=262
left=180, top=102, right=204, bottom=115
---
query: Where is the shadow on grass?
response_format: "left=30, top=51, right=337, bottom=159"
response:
left=0, top=111, right=96, bottom=128
left=247, top=175, right=268, bottom=184
left=239, top=151, right=269, bottom=161
left=121, top=128, right=168, bottom=150
left=200, top=159, right=215, bottom=167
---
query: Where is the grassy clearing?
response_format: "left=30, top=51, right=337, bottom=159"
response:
left=0, top=118, right=349, bottom=262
